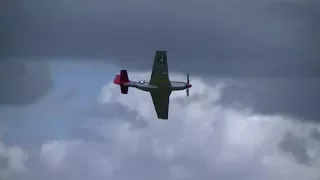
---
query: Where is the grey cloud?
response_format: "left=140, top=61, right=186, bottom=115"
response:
left=75, top=102, right=149, bottom=127
left=0, top=94, right=148, bottom=152
left=0, top=60, right=54, bottom=105
left=168, top=165, right=193, bottom=180
left=3, top=0, right=320, bottom=121
left=219, top=78, right=320, bottom=122
left=62, top=87, right=77, bottom=102
left=278, top=132, right=311, bottom=165
left=76, top=103, right=136, bottom=120
left=269, top=1, right=320, bottom=70
left=70, top=102, right=149, bottom=142
left=111, top=154, right=248, bottom=180
left=16, top=141, right=112, bottom=180
left=112, top=153, right=176, bottom=180
left=20, top=145, right=207, bottom=180
left=20, top=145, right=260, bottom=180
left=278, top=127, right=320, bottom=166
left=2, top=0, right=318, bottom=77
left=311, top=129, right=320, bottom=142
left=0, top=157, right=9, bottom=169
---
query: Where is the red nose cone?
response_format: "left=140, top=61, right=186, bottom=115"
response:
left=187, top=84, right=192, bottom=88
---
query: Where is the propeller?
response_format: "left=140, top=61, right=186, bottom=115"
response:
left=186, top=73, right=191, bottom=97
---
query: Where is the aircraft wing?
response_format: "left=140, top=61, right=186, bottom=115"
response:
left=149, top=51, right=171, bottom=88
left=150, top=91, right=171, bottom=119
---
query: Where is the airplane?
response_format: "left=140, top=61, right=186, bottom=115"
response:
left=113, top=51, right=192, bottom=120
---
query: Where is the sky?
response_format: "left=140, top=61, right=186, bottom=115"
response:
left=2, top=0, right=320, bottom=120
left=1, top=0, right=320, bottom=179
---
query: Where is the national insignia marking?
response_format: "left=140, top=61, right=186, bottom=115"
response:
left=159, top=55, right=165, bottom=65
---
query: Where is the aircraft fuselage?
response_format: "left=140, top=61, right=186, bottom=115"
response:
left=123, top=80, right=190, bottom=92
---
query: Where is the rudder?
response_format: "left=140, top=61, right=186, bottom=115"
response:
left=120, top=70, right=129, bottom=83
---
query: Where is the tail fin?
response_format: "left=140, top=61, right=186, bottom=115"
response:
left=113, top=70, right=130, bottom=94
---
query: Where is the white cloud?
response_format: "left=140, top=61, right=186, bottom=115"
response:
left=95, top=72, right=320, bottom=180
left=39, top=139, right=125, bottom=177
left=36, top=72, right=320, bottom=180
left=0, top=137, right=28, bottom=179
left=40, top=140, right=82, bottom=169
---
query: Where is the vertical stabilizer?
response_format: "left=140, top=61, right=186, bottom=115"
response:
left=113, top=69, right=130, bottom=94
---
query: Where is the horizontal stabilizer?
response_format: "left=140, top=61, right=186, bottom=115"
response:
left=120, top=85, right=128, bottom=94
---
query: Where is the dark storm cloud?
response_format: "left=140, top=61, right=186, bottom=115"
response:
left=311, top=129, right=320, bottom=142
left=278, top=126, right=320, bottom=166
left=252, top=1, right=320, bottom=121
left=269, top=1, right=320, bottom=73
left=2, top=0, right=320, bottom=120
left=0, top=60, right=54, bottom=105
left=219, top=78, right=320, bottom=122
left=2, top=0, right=318, bottom=77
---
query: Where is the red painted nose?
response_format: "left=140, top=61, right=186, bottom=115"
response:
left=187, top=84, right=192, bottom=88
